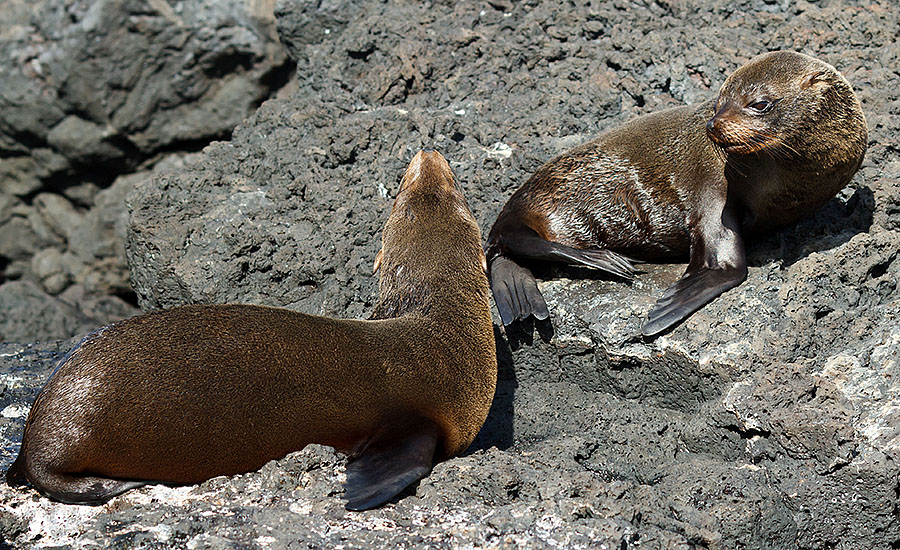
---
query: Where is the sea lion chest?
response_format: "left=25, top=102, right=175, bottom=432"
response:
left=727, top=156, right=843, bottom=233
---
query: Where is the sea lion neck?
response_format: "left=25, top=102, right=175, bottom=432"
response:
left=369, top=151, right=489, bottom=321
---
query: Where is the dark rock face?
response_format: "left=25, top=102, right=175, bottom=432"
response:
left=0, top=0, right=288, bottom=165
left=0, top=280, right=139, bottom=342
left=2, top=0, right=900, bottom=548
left=0, top=0, right=291, bottom=311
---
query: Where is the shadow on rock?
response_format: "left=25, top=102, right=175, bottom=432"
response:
left=502, top=317, right=554, bottom=351
left=468, top=326, right=520, bottom=452
left=748, top=185, right=875, bottom=268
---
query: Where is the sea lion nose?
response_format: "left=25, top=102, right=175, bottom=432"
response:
left=708, top=100, right=737, bottom=134
left=399, top=150, right=454, bottom=193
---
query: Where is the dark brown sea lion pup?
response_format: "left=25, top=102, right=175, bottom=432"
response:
left=485, top=51, right=867, bottom=336
left=5, top=150, right=497, bottom=511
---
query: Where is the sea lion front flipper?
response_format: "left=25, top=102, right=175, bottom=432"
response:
left=344, top=416, right=440, bottom=511
left=489, top=255, right=551, bottom=325
left=641, top=265, right=746, bottom=337
left=641, top=205, right=747, bottom=337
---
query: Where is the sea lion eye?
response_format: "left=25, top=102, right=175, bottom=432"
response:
left=747, top=99, right=775, bottom=114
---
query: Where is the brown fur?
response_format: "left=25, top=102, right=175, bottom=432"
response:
left=485, top=51, right=867, bottom=335
left=8, top=151, right=496, bottom=503
left=709, top=51, right=867, bottom=231
left=490, top=51, right=867, bottom=260
left=492, top=102, right=716, bottom=260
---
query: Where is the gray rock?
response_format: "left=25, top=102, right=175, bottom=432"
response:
left=26, top=148, right=69, bottom=177
left=32, top=192, right=83, bottom=244
left=0, top=193, right=19, bottom=226
left=30, top=247, right=70, bottom=294
left=0, top=216, right=45, bottom=263
left=65, top=171, right=146, bottom=294
left=24, top=206, right=63, bottom=252
left=274, top=0, right=364, bottom=61
left=57, top=283, right=140, bottom=323
left=0, top=157, right=42, bottom=198
left=3, top=157, right=190, bottom=299
left=45, top=115, right=125, bottom=166
left=3, top=0, right=900, bottom=548
left=0, top=0, right=293, bottom=298
left=0, top=280, right=138, bottom=342
left=0, top=280, right=94, bottom=341
left=60, top=181, right=100, bottom=208
left=0, top=0, right=290, bottom=172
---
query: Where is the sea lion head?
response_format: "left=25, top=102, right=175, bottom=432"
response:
left=371, top=150, right=488, bottom=319
left=706, top=51, right=864, bottom=160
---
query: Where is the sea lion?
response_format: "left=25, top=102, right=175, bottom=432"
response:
left=484, top=51, right=867, bottom=336
left=5, top=150, right=497, bottom=511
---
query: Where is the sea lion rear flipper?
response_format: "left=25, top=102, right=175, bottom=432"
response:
left=344, top=416, right=440, bottom=511
left=487, top=224, right=637, bottom=325
left=642, top=205, right=747, bottom=337
left=499, top=226, right=637, bottom=279
left=21, top=466, right=148, bottom=505
left=563, top=247, right=637, bottom=279
left=489, top=255, right=550, bottom=325
left=5, top=453, right=27, bottom=486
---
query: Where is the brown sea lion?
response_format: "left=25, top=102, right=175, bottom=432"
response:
left=484, top=51, right=867, bottom=336
left=5, top=150, right=497, bottom=511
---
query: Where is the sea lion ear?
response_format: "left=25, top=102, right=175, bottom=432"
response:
left=373, top=249, right=383, bottom=273
left=800, top=70, right=829, bottom=90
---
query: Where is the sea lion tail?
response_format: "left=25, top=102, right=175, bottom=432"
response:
left=488, top=254, right=550, bottom=326
left=5, top=452, right=28, bottom=486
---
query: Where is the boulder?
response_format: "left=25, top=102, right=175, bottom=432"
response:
left=0, top=0, right=290, bottom=169
left=0, top=280, right=137, bottom=341
left=2, top=0, right=899, bottom=547
left=0, top=0, right=293, bottom=297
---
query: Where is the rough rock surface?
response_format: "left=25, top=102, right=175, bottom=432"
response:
left=0, top=0, right=292, bottom=300
left=0, top=281, right=140, bottom=342
left=2, top=0, right=900, bottom=548
left=0, top=0, right=287, bottom=167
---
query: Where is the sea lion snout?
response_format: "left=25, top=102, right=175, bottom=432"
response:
left=706, top=99, right=775, bottom=154
left=706, top=101, right=743, bottom=150
left=399, top=150, right=456, bottom=194
left=705, top=102, right=732, bottom=141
